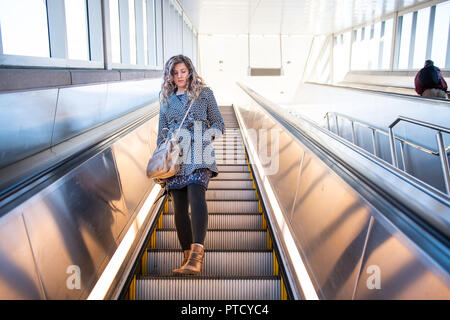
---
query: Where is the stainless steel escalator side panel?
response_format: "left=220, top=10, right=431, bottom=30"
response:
left=0, top=209, right=45, bottom=299
left=290, top=152, right=372, bottom=299
left=20, top=148, right=128, bottom=299
left=52, top=84, right=108, bottom=145
left=235, top=87, right=450, bottom=300
left=0, top=89, right=58, bottom=169
left=354, top=218, right=450, bottom=299
left=111, top=118, right=156, bottom=215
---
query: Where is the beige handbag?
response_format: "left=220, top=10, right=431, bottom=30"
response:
left=146, top=98, right=195, bottom=181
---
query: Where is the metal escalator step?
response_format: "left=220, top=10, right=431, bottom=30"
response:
left=135, top=276, right=281, bottom=300
left=209, top=180, right=254, bottom=188
left=216, top=159, right=248, bottom=165
left=213, top=172, right=251, bottom=180
left=206, top=189, right=256, bottom=200
left=168, top=200, right=258, bottom=213
left=146, top=250, right=273, bottom=276
left=162, top=213, right=262, bottom=229
left=215, top=154, right=247, bottom=160
left=155, top=230, right=268, bottom=250
left=217, top=165, right=249, bottom=172
left=215, top=150, right=246, bottom=155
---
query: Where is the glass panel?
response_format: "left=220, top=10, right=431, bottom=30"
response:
left=398, top=12, right=413, bottom=69
left=0, top=0, right=50, bottom=57
left=368, top=23, right=381, bottom=70
left=110, top=0, right=121, bottom=63
left=382, top=19, right=393, bottom=69
left=431, top=1, right=450, bottom=68
left=413, top=7, right=431, bottom=69
left=129, top=0, right=137, bottom=64
left=143, top=0, right=148, bottom=65
left=351, top=28, right=361, bottom=70
left=64, top=0, right=89, bottom=61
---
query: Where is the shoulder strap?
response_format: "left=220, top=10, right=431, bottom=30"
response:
left=173, top=98, right=195, bottom=139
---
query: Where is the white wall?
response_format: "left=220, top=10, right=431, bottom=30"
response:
left=198, top=34, right=313, bottom=106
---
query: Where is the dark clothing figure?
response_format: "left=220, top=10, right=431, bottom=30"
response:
left=415, top=60, right=448, bottom=98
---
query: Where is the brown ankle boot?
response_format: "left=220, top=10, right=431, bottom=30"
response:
left=172, top=249, right=191, bottom=274
left=173, top=244, right=204, bottom=275
left=182, top=249, right=190, bottom=265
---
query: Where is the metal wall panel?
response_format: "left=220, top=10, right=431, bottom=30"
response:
left=21, top=148, right=127, bottom=299
left=52, top=84, right=108, bottom=145
left=0, top=210, right=45, bottom=299
left=112, top=121, right=154, bottom=215
left=0, top=89, right=58, bottom=169
left=290, top=152, right=372, bottom=299
left=354, top=218, right=450, bottom=299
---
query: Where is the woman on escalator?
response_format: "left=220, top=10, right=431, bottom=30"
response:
left=156, top=55, right=225, bottom=275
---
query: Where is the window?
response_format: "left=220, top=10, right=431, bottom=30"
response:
left=128, top=0, right=137, bottom=64
left=110, top=0, right=121, bottom=63
left=413, top=7, right=431, bottom=69
left=368, top=23, right=381, bottom=69
left=381, top=19, right=393, bottom=69
left=0, top=0, right=50, bottom=57
left=398, top=12, right=413, bottom=69
left=64, top=0, right=90, bottom=61
left=143, top=0, right=148, bottom=65
left=431, top=1, right=450, bottom=68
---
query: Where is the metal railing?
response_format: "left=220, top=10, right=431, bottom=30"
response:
left=389, top=116, right=450, bottom=195
left=324, top=112, right=450, bottom=195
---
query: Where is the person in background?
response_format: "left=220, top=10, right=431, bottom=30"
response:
left=415, top=60, right=448, bottom=99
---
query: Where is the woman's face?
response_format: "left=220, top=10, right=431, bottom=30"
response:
left=172, top=62, right=189, bottom=89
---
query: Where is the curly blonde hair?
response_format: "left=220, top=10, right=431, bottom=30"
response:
left=160, top=55, right=206, bottom=106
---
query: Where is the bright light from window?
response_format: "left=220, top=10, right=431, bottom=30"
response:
left=413, top=7, right=430, bottom=69
left=0, top=0, right=50, bottom=57
left=110, top=0, right=121, bottom=63
left=398, top=12, right=413, bottom=69
left=431, top=1, right=450, bottom=68
left=143, top=0, right=148, bottom=65
left=65, top=0, right=90, bottom=61
left=381, top=19, right=393, bottom=69
left=129, top=0, right=137, bottom=64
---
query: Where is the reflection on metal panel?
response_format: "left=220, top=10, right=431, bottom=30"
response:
left=290, top=152, right=372, bottom=299
left=112, top=121, right=154, bottom=215
left=0, top=210, right=45, bottom=299
left=266, top=129, right=303, bottom=215
left=104, top=80, right=160, bottom=122
left=21, top=148, right=127, bottom=299
left=354, top=219, right=450, bottom=299
left=0, top=89, right=58, bottom=168
left=52, top=84, right=107, bottom=145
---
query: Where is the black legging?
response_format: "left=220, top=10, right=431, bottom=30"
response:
left=170, top=183, right=208, bottom=250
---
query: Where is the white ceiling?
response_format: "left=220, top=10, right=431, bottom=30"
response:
left=180, top=0, right=435, bottom=35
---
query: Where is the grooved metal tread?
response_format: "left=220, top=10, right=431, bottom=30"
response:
left=146, top=250, right=275, bottom=277
left=135, top=277, right=281, bottom=300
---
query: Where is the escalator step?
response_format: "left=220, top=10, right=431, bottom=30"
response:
left=146, top=250, right=273, bottom=276
left=216, top=165, right=249, bottom=172
left=212, top=172, right=251, bottom=180
left=206, top=189, right=256, bottom=200
left=162, top=213, right=262, bottom=229
left=155, top=230, right=268, bottom=250
left=135, top=276, right=281, bottom=300
left=168, top=200, right=258, bottom=213
left=209, top=180, right=254, bottom=188
left=216, top=159, right=248, bottom=165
